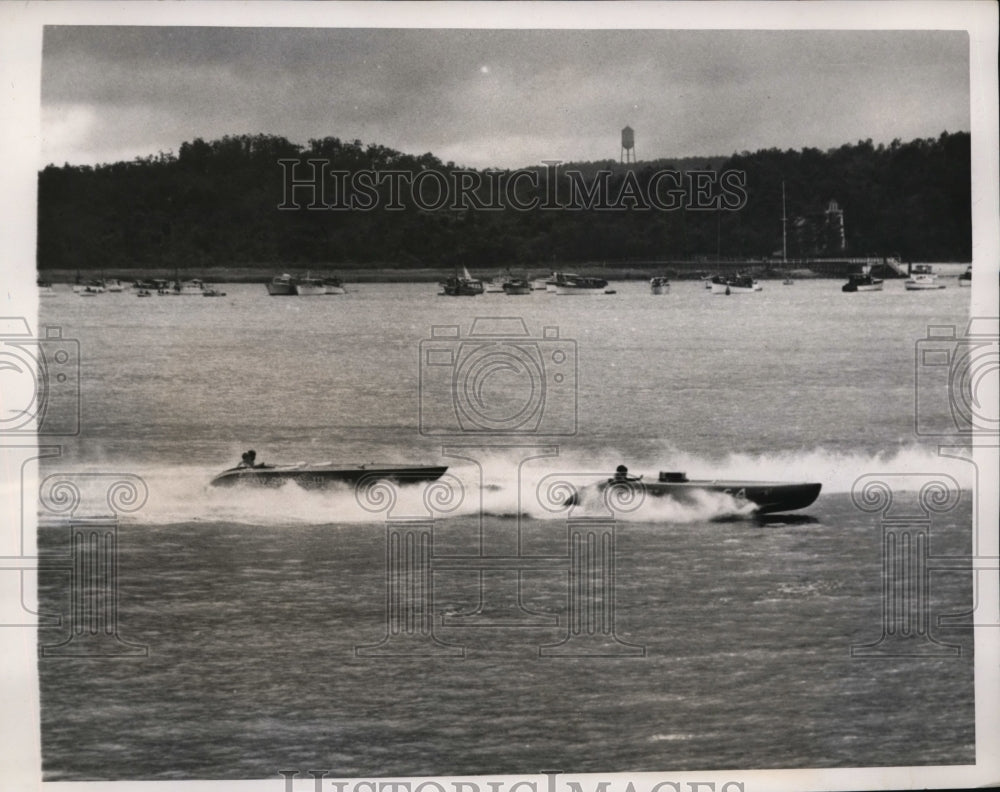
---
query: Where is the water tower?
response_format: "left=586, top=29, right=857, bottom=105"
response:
left=621, top=126, right=635, bottom=164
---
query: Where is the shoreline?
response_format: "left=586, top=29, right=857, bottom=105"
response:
left=37, top=261, right=970, bottom=285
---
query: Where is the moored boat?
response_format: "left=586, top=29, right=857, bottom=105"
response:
left=324, top=278, right=347, bottom=295
left=502, top=277, right=532, bottom=295
left=904, top=265, right=945, bottom=291
left=553, top=273, right=613, bottom=295
left=174, top=278, right=205, bottom=296
left=482, top=275, right=505, bottom=294
left=267, top=273, right=296, bottom=295
left=842, top=272, right=884, bottom=292
left=294, top=275, right=326, bottom=296
left=74, top=280, right=105, bottom=295
left=439, top=267, right=484, bottom=296
left=650, top=276, right=670, bottom=295
left=210, top=450, right=448, bottom=490
left=710, top=274, right=761, bottom=294
left=567, top=466, right=821, bottom=515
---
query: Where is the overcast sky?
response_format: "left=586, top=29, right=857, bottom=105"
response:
left=40, top=26, right=969, bottom=169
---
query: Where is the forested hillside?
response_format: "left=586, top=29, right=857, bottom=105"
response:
left=36, top=131, right=970, bottom=271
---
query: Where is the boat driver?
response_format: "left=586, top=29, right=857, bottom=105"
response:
left=612, top=464, right=641, bottom=482
left=238, top=449, right=260, bottom=469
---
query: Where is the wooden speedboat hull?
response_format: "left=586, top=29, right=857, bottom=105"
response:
left=578, top=477, right=822, bottom=514
left=634, top=480, right=821, bottom=514
left=210, top=464, right=448, bottom=489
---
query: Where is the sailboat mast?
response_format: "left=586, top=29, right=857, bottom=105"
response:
left=781, top=181, right=788, bottom=264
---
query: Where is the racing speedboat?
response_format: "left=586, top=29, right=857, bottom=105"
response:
left=210, top=450, right=447, bottom=489
left=568, top=466, right=821, bottom=514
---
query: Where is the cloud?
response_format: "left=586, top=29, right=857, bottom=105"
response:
left=40, top=27, right=970, bottom=169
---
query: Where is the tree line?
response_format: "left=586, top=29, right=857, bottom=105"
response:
left=36, top=131, right=970, bottom=272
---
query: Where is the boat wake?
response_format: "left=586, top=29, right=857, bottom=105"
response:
left=31, top=442, right=973, bottom=527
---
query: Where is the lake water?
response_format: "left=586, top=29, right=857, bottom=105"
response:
left=34, top=276, right=978, bottom=780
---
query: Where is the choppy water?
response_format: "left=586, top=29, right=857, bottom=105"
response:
left=34, top=277, right=977, bottom=779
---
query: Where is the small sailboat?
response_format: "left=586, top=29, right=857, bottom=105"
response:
left=439, top=266, right=484, bottom=296
left=778, top=185, right=793, bottom=285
